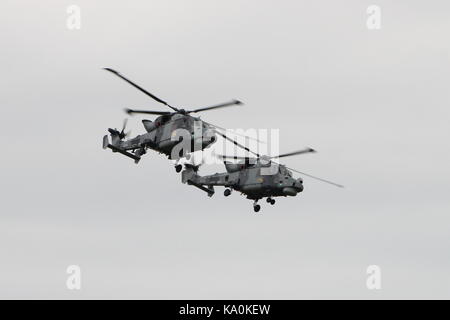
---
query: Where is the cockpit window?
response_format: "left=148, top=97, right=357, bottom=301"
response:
left=160, top=115, right=171, bottom=124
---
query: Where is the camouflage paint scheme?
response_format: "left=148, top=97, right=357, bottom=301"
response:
left=182, top=159, right=303, bottom=202
left=103, top=115, right=216, bottom=163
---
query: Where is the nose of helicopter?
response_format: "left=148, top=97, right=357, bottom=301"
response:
left=295, top=178, right=304, bottom=192
left=282, top=178, right=304, bottom=196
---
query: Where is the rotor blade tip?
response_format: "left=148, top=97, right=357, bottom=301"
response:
left=103, top=67, right=119, bottom=74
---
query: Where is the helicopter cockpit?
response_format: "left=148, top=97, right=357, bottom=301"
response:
left=278, top=164, right=292, bottom=177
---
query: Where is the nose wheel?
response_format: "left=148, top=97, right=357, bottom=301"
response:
left=175, top=164, right=182, bottom=173
left=253, top=200, right=261, bottom=213
left=224, top=189, right=232, bottom=197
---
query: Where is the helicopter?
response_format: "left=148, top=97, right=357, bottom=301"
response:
left=101, top=68, right=249, bottom=171
left=181, top=142, right=343, bottom=212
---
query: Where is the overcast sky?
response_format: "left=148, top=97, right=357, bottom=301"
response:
left=1, top=0, right=450, bottom=299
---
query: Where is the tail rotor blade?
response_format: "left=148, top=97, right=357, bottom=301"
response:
left=121, top=118, right=128, bottom=133
left=118, top=118, right=129, bottom=139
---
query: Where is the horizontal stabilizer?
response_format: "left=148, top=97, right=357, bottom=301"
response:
left=187, top=179, right=215, bottom=196
left=102, top=135, right=109, bottom=149
left=106, top=144, right=141, bottom=163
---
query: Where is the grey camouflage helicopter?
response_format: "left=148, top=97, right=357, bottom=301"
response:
left=181, top=142, right=343, bottom=212
left=102, top=68, right=247, bottom=171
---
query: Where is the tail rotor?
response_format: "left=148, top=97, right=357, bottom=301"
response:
left=118, top=118, right=130, bottom=139
left=107, top=118, right=131, bottom=143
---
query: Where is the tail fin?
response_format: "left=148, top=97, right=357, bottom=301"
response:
left=107, top=128, right=122, bottom=145
left=103, top=135, right=109, bottom=149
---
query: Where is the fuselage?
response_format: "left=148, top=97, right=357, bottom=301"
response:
left=114, top=114, right=216, bottom=159
left=187, top=161, right=304, bottom=200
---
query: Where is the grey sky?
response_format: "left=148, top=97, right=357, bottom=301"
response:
left=1, top=0, right=449, bottom=298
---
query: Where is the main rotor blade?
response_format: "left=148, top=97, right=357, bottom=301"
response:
left=103, top=68, right=179, bottom=112
left=202, top=120, right=263, bottom=143
left=125, top=108, right=171, bottom=116
left=215, top=154, right=256, bottom=161
left=270, top=147, right=316, bottom=159
left=214, top=131, right=260, bottom=157
left=285, top=166, right=344, bottom=188
left=188, top=100, right=242, bottom=113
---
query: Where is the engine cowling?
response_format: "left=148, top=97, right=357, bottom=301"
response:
left=142, top=119, right=156, bottom=132
left=224, top=161, right=245, bottom=173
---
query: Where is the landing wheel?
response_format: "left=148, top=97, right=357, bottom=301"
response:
left=224, top=189, right=231, bottom=197
left=175, top=164, right=182, bottom=173
left=253, top=204, right=261, bottom=213
left=266, top=198, right=272, bottom=203
left=270, top=199, right=276, bottom=205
